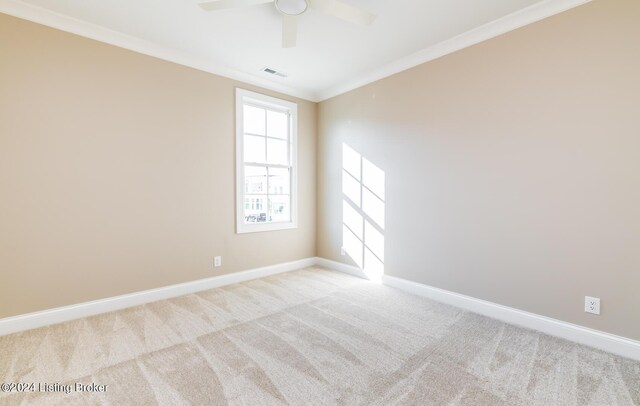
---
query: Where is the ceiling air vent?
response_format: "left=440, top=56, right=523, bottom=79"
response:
left=262, top=67, right=287, bottom=78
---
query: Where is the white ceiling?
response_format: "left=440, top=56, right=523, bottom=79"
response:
left=1, top=0, right=589, bottom=101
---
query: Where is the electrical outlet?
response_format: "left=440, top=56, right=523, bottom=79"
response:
left=214, top=256, right=222, bottom=267
left=585, top=296, right=600, bottom=315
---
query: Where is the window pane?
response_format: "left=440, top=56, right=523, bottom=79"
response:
left=267, top=138, right=288, bottom=165
left=244, top=166, right=267, bottom=194
left=244, top=134, right=266, bottom=163
left=268, top=167, right=290, bottom=195
left=244, top=195, right=267, bottom=223
left=268, top=195, right=290, bottom=223
left=267, top=110, right=288, bottom=139
left=244, top=105, right=265, bottom=135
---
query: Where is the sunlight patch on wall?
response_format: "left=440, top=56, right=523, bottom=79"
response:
left=341, top=143, right=385, bottom=282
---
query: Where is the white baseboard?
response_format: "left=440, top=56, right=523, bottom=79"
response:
left=382, top=274, right=640, bottom=361
left=5, top=256, right=639, bottom=362
left=314, top=257, right=370, bottom=280
left=0, top=257, right=316, bottom=336
left=316, top=257, right=640, bottom=361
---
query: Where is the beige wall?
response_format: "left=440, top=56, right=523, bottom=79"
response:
left=318, top=0, right=640, bottom=340
left=0, top=13, right=316, bottom=319
left=2, top=0, right=639, bottom=342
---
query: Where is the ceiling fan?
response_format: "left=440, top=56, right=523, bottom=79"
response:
left=198, top=0, right=376, bottom=48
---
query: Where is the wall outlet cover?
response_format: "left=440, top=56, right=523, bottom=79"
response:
left=585, top=296, right=600, bottom=315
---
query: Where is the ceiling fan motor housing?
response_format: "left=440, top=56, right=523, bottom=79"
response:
left=275, top=0, right=308, bottom=15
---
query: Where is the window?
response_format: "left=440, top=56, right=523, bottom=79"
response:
left=236, top=88, right=297, bottom=233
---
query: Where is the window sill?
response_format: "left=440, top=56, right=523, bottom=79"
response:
left=237, top=221, right=298, bottom=234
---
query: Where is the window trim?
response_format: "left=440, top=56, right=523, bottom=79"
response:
left=235, top=88, right=298, bottom=234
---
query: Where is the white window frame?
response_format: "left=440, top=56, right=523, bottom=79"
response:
left=236, top=88, right=298, bottom=234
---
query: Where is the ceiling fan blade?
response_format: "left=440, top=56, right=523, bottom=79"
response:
left=282, top=14, right=298, bottom=48
left=308, top=0, right=375, bottom=26
left=199, top=0, right=272, bottom=11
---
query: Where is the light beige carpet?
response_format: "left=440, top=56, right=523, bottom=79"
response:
left=0, top=267, right=638, bottom=405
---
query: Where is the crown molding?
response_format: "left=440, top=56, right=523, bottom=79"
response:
left=1, top=0, right=592, bottom=103
left=316, top=0, right=593, bottom=101
left=0, top=0, right=318, bottom=102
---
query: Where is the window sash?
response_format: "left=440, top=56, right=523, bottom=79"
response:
left=243, top=162, right=293, bottom=224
